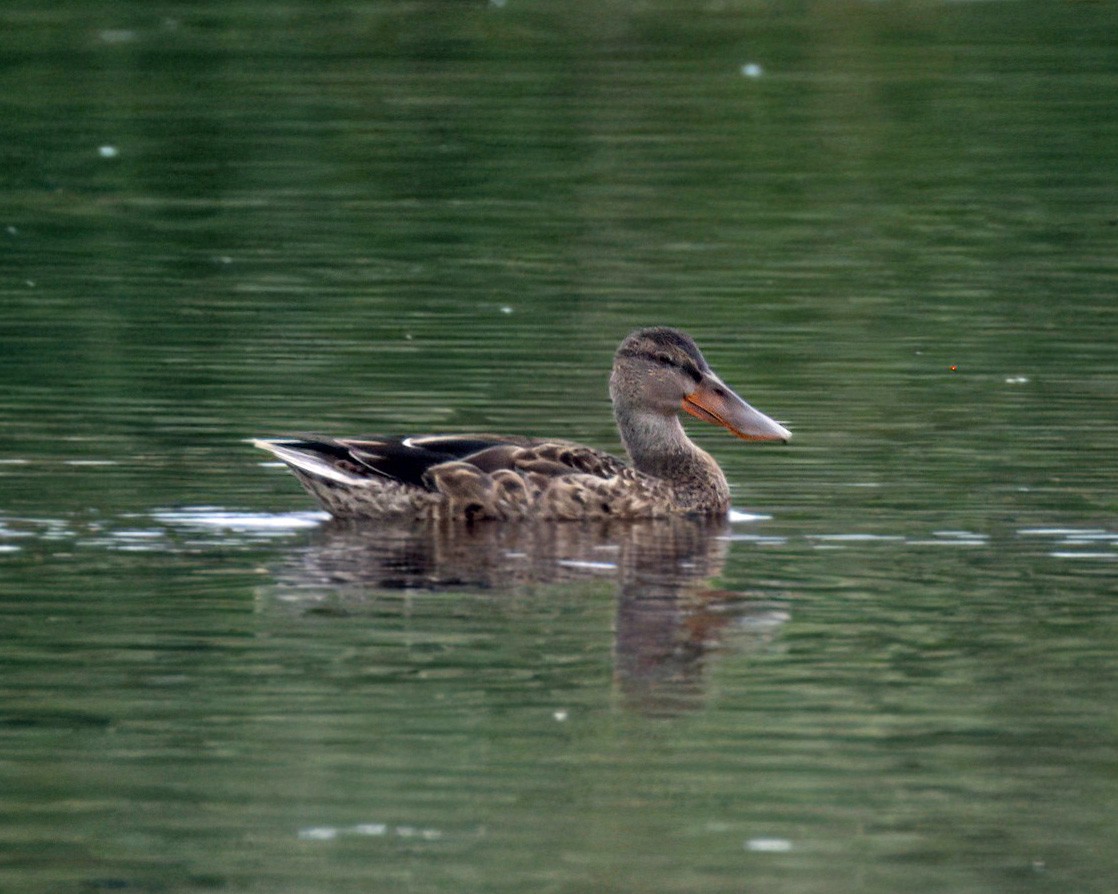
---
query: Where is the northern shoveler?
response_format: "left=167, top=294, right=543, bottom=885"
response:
left=255, top=327, right=790, bottom=520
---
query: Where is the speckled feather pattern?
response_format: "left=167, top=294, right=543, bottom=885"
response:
left=279, top=439, right=721, bottom=521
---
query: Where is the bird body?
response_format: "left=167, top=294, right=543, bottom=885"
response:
left=255, top=327, right=790, bottom=521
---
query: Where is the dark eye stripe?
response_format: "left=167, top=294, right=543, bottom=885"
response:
left=616, top=347, right=658, bottom=364
left=617, top=348, right=704, bottom=383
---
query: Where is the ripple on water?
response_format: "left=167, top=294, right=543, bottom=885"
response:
left=0, top=508, right=329, bottom=555
left=2, top=510, right=1113, bottom=563
left=1018, top=526, right=1118, bottom=560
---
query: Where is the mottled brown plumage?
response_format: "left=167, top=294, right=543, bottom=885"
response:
left=255, top=327, right=790, bottom=520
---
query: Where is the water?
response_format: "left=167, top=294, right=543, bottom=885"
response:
left=2, top=2, right=1117, bottom=892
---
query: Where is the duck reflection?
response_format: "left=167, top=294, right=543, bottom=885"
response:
left=269, top=516, right=789, bottom=714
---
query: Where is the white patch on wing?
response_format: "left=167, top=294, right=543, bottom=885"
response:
left=406, top=435, right=454, bottom=448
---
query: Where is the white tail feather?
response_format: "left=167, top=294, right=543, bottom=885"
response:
left=253, top=440, right=370, bottom=487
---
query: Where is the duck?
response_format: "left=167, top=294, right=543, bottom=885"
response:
left=254, top=327, right=790, bottom=521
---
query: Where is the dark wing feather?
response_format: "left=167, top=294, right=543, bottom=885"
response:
left=260, top=434, right=630, bottom=493
left=345, top=436, right=517, bottom=487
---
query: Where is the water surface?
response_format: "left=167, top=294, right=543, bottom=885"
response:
left=2, top=2, right=1116, bottom=893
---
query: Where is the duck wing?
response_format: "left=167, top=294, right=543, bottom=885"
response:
left=255, top=434, right=629, bottom=491
left=457, top=440, right=630, bottom=480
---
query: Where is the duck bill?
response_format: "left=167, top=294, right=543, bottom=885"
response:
left=682, top=374, right=791, bottom=443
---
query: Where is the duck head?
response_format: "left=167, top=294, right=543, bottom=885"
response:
left=609, top=327, right=791, bottom=444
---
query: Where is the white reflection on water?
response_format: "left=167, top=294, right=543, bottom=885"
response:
left=809, top=533, right=905, bottom=544
left=1018, top=527, right=1118, bottom=559
left=728, top=509, right=772, bottom=523
left=153, top=506, right=329, bottom=532
left=745, top=837, right=793, bottom=852
left=1, top=510, right=1115, bottom=565
left=297, top=822, right=446, bottom=842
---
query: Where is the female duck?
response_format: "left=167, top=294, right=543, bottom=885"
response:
left=255, top=327, right=790, bottom=521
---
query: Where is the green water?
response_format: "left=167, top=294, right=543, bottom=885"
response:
left=2, top=2, right=1116, bottom=892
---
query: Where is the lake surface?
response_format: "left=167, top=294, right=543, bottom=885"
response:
left=2, top=2, right=1116, bottom=892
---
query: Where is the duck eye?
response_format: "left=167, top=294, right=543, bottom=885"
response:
left=654, top=354, right=674, bottom=367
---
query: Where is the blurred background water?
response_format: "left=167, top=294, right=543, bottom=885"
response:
left=2, top=2, right=1116, bottom=892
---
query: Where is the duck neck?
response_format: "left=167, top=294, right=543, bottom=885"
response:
left=614, top=404, right=729, bottom=508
